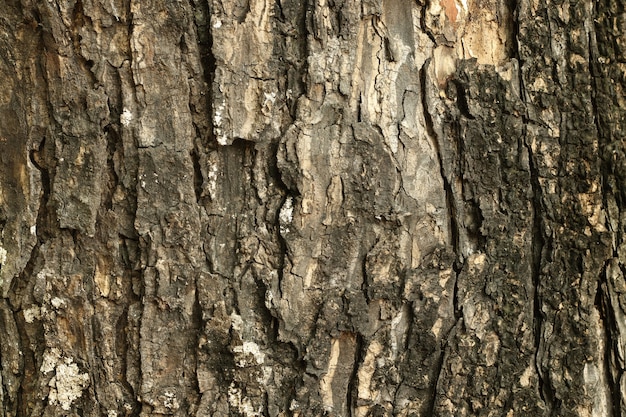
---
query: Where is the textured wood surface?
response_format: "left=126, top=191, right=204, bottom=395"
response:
left=0, top=0, right=624, bottom=415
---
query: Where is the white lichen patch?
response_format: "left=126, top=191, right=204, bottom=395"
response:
left=47, top=356, right=90, bottom=411
left=41, top=348, right=62, bottom=374
left=263, top=92, right=276, bottom=105
left=120, top=108, right=133, bottom=126
left=214, top=101, right=230, bottom=145
left=228, top=382, right=261, bottom=417
left=467, top=252, right=487, bottom=274
left=233, top=341, right=266, bottom=367
left=50, top=297, right=67, bottom=309
left=279, top=197, right=294, bottom=234
left=207, top=163, right=219, bottom=196
left=218, top=135, right=229, bottom=146
left=161, top=390, right=180, bottom=410
left=0, top=246, right=6, bottom=265
left=23, top=305, right=41, bottom=323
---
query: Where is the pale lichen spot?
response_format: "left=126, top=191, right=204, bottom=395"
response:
left=41, top=348, right=62, bottom=374
left=467, top=252, right=487, bottom=274
left=161, top=391, right=179, bottom=411
left=217, top=134, right=229, bottom=146
left=233, top=341, right=266, bottom=367
left=207, top=163, right=219, bottom=196
left=23, top=305, right=41, bottom=323
left=51, top=297, right=66, bottom=309
left=120, top=108, right=133, bottom=126
left=279, top=196, right=294, bottom=234
left=228, top=382, right=261, bottom=417
left=47, top=356, right=90, bottom=411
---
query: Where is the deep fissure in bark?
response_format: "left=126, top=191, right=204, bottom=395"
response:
left=346, top=333, right=363, bottom=417
left=419, top=62, right=458, bottom=256
left=596, top=272, right=622, bottom=417
left=588, top=0, right=623, bottom=413
left=524, top=133, right=552, bottom=409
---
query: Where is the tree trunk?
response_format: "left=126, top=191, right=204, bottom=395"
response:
left=0, top=0, right=624, bottom=415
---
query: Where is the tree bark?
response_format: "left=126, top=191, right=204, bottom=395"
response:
left=0, top=0, right=624, bottom=416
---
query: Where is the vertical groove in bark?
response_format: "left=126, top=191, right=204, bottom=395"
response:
left=590, top=0, right=621, bottom=402
left=526, top=136, right=551, bottom=410
left=597, top=267, right=622, bottom=417
left=418, top=57, right=458, bottom=416
left=513, top=1, right=550, bottom=403
left=592, top=0, right=626, bottom=411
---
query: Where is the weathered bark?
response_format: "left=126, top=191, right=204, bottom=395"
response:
left=0, top=0, right=624, bottom=416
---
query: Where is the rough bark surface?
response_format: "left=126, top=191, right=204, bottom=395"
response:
left=0, top=0, right=624, bottom=416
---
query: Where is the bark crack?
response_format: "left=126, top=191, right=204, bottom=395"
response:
left=588, top=5, right=622, bottom=414
left=271, top=141, right=292, bottom=303
left=586, top=7, right=603, bottom=155
left=520, top=90, right=556, bottom=413
left=419, top=60, right=463, bottom=323
left=419, top=57, right=465, bottom=415
left=190, top=149, right=204, bottom=204
left=419, top=61, right=459, bottom=257
left=596, top=265, right=622, bottom=417
left=346, top=333, right=363, bottom=417
left=511, top=0, right=555, bottom=406
left=420, top=0, right=437, bottom=45
left=526, top=136, right=553, bottom=412
left=427, top=345, right=446, bottom=416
